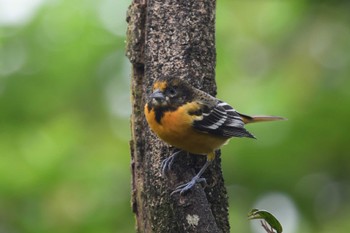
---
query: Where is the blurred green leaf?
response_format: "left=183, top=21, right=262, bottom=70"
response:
left=248, top=209, right=283, bottom=233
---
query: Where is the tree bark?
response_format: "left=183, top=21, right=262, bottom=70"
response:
left=126, top=0, right=229, bottom=232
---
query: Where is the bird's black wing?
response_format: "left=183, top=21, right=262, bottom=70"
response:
left=192, top=101, right=255, bottom=138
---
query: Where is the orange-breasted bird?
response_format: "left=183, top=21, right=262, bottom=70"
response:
left=144, top=77, right=284, bottom=195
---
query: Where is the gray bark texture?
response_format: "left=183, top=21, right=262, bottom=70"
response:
left=126, top=0, right=230, bottom=232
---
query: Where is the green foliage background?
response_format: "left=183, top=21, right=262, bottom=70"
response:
left=1, top=0, right=349, bottom=232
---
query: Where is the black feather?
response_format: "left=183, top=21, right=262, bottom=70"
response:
left=192, top=101, right=255, bottom=139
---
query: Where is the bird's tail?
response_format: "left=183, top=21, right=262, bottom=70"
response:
left=239, top=113, right=286, bottom=124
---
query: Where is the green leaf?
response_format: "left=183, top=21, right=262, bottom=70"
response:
left=248, top=209, right=283, bottom=233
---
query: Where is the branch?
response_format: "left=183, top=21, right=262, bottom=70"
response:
left=127, top=0, right=229, bottom=232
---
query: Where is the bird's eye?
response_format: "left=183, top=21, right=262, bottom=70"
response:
left=168, top=87, right=177, bottom=96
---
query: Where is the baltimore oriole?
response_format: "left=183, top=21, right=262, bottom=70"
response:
left=144, top=77, right=284, bottom=195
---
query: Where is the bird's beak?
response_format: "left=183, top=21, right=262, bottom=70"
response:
left=149, top=89, right=167, bottom=107
left=149, top=89, right=165, bottom=101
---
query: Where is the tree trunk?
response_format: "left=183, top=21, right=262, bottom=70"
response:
left=126, top=0, right=229, bottom=232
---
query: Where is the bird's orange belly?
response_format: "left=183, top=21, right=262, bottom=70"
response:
left=161, top=129, right=228, bottom=155
left=145, top=105, right=229, bottom=154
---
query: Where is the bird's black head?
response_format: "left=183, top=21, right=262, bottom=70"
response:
left=147, top=78, right=193, bottom=110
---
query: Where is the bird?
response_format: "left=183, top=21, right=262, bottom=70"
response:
left=144, top=77, right=285, bottom=195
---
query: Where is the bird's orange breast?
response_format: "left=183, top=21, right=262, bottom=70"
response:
left=144, top=102, right=228, bottom=155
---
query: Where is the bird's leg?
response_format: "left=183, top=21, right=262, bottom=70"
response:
left=161, top=149, right=183, bottom=176
left=171, top=159, right=212, bottom=196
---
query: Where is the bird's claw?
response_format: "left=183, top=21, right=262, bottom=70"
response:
left=170, top=177, right=207, bottom=196
left=161, top=150, right=182, bottom=176
left=161, top=156, right=175, bottom=176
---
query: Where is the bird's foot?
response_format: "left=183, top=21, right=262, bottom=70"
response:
left=161, top=150, right=182, bottom=176
left=170, top=176, right=207, bottom=196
